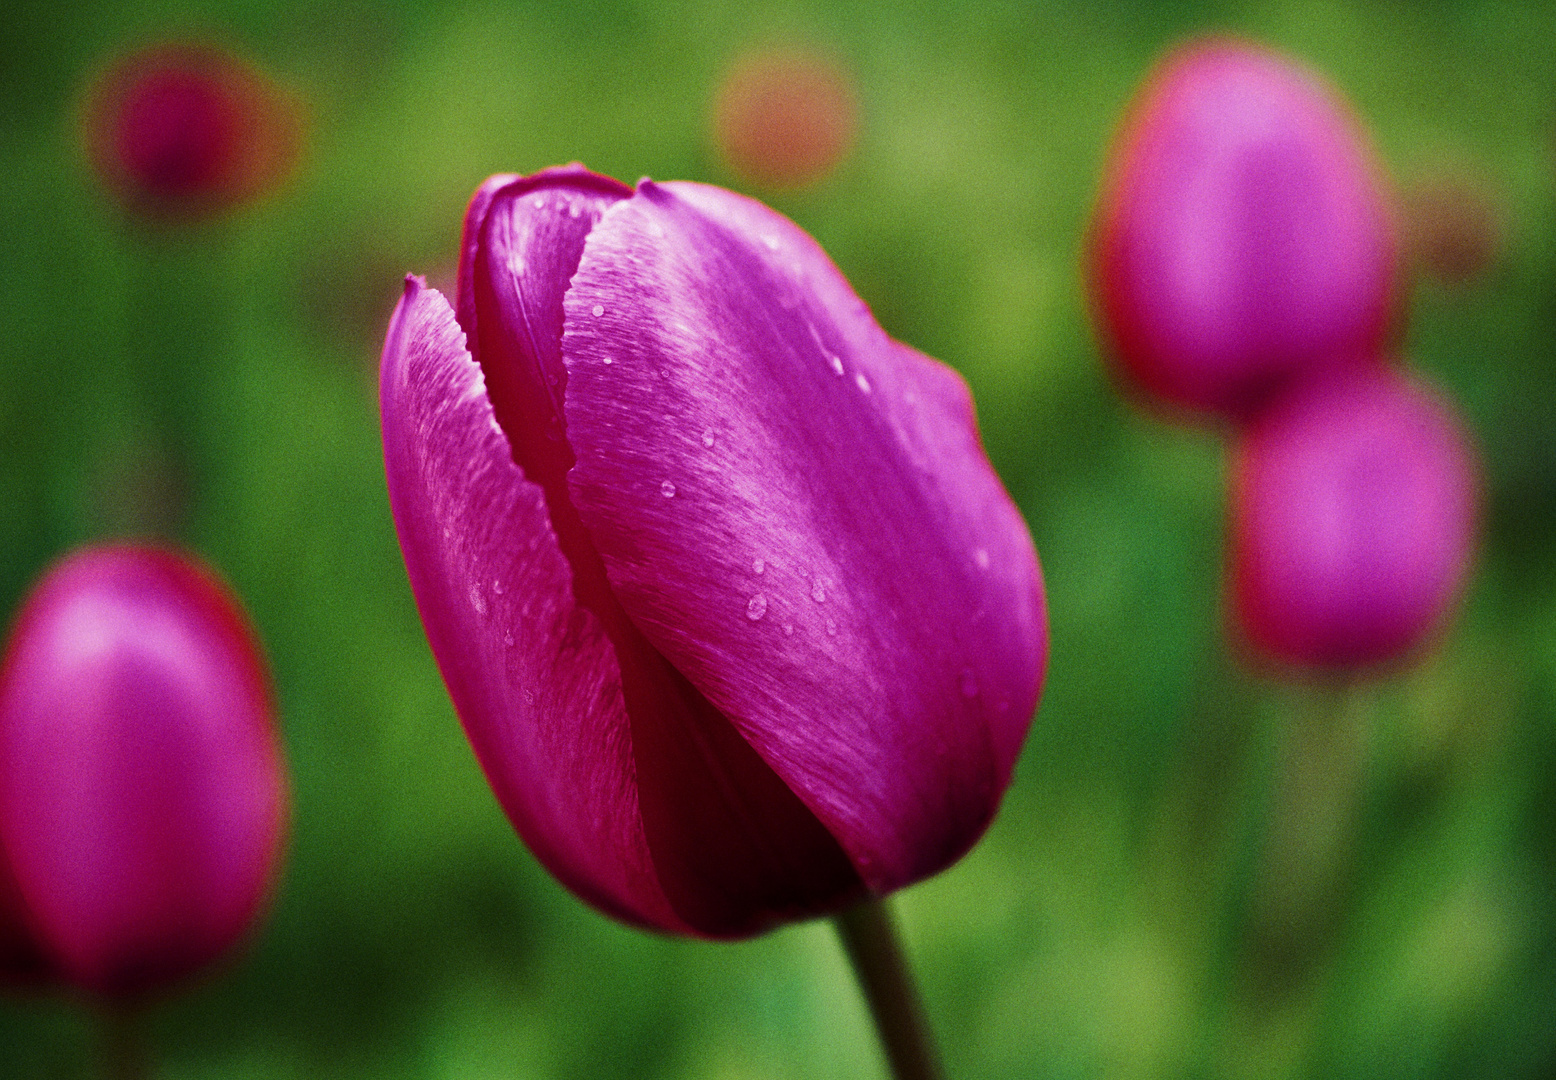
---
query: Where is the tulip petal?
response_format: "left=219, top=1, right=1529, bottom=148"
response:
left=562, top=181, right=1047, bottom=892
left=380, top=276, right=684, bottom=932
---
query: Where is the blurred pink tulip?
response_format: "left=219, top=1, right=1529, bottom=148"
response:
left=0, top=545, right=287, bottom=999
left=80, top=41, right=303, bottom=221
left=1229, top=367, right=1478, bottom=670
left=1090, top=39, right=1398, bottom=421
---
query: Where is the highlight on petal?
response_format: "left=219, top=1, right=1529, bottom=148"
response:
left=1228, top=365, right=1478, bottom=670
left=1090, top=38, right=1397, bottom=420
left=561, top=180, right=1047, bottom=892
left=0, top=545, right=286, bottom=998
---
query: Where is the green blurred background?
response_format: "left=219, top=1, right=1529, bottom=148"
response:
left=2, top=0, right=1555, bottom=1076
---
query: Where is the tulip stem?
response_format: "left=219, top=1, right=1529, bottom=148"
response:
left=833, top=898, right=944, bottom=1080
left=99, top=1004, right=150, bottom=1080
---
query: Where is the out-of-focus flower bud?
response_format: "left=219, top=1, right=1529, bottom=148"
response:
left=0, top=545, right=288, bottom=999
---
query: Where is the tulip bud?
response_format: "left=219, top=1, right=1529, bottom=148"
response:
left=1090, top=39, right=1397, bottom=420
left=1229, top=367, right=1478, bottom=671
left=80, top=41, right=303, bottom=221
left=381, top=166, right=1046, bottom=937
left=0, top=545, right=287, bottom=999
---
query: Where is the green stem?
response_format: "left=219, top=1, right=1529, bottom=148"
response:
left=833, top=897, right=944, bottom=1080
left=98, top=1003, right=150, bottom=1080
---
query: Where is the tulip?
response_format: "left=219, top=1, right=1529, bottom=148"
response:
left=1228, top=366, right=1478, bottom=670
left=0, top=545, right=287, bottom=999
left=380, top=165, right=1046, bottom=938
left=1089, top=39, right=1397, bottom=420
left=80, top=41, right=303, bottom=221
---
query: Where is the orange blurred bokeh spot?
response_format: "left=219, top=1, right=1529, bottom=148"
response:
left=711, top=46, right=858, bottom=191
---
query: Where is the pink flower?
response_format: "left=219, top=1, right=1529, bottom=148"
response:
left=1229, top=367, right=1478, bottom=670
left=1090, top=39, right=1397, bottom=420
left=380, top=166, right=1046, bottom=936
left=80, top=41, right=303, bottom=221
left=0, top=545, right=287, bottom=999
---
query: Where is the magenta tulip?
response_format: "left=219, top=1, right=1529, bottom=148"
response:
left=0, top=545, right=287, bottom=999
left=80, top=41, right=303, bottom=221
left=1090, top=38, right=1397, bottom=420
left=1229, top=367, right=1478, bottom=670
left=380, top=165, right=1046, bottom=937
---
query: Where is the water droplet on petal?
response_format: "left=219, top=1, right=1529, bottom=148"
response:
left=752, top=558, right=765, bottom=575
left=811, top=580, right=826, bottom=603
left=855, top=373, right=872, bottom=393
left=492, top=580, right=504, bottom=595
left=701, top=430, right=716, bottom=448
left=746, top=594, right=768, bottom=621
left=829, top=355, right=844, bottom=376
left=591, top=303, right=605, bottom=317
left=504, top=632, right=514, bottom=647
left=532, top=196, right=546, bottom=208
left=782, top=622, right=794, bottom=636
left=661, top=480, right=677, bottom=498
left=602, top=356, right=614, bottom=366
left=825, top=618, right=838, bottom=636
left=959, top=669, right=979, bottom=698
left=975, top=548, right=990, bottom=570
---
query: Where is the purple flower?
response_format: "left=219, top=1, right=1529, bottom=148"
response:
left=1090, top=38, right=1397, bottom=420
left=380, top=166, right=1046, bottom=937
left=1229, top=367, right=1478, bottom=670
left=0, top=545, right=287, bottom=999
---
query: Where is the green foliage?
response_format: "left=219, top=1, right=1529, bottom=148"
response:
left=2, top=1, right=1554, bottom=1076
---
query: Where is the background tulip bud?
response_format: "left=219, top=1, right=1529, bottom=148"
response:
left=382, top=167, right=1046, bottom=937
left=1228, top=367, right=1478, bottom=670
left=80, top=41, right=303, bottom=221
left=0, top=545, right=287, bottom=999
left=1090, top=38, right=1397, bottom=420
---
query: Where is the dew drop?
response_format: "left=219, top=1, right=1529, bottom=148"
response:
left=602, top=356, right=614, bottom=366
left=531, top=195, right=546, bottom=208
left=660, top=480, right=677, bottom=498
left=504, top=633, right=514, bottom=647
left=825, top=618, right=838, bottom=636
left=746, top=594, right=768, bottom=621
left=829, top=355, right=845, bottom=376
left=701, top=430, right=716, bottom=448
left=975, top=548, right=990, bottom=570
left=811, top=580, right=826, bottom=603
left=591, top=303, right=605, bottom=317
left=492, top=580, right=504, bottom=595
left=782, top=622, right=794, bottom=636
left=959, top=669, right=979, bottom=698
left=855, top=372, right=872, bottom=393
left=752, top=558, right=765, bottom=575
